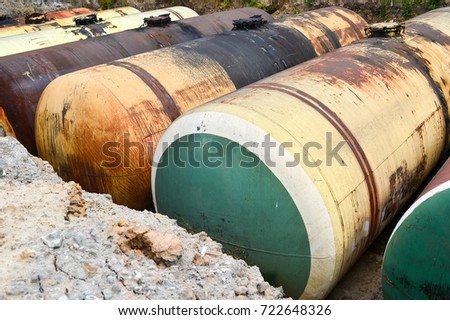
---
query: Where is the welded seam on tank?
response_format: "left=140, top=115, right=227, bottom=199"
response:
left=115, top=9, right=126, bottom=16
left=307, top=16, right=342, bottom=49
left=286, top=14, right=341, bottom=51
left=29, top=53, right=60, bottom=80
left=283, top=20, right=335, bottom=54
left=91, top=35, right=131, bottom=57
left=108, top=61, right=180, bottom=121
left=250, top=82, right=379, bottom=240
left=331, top=10, right=365, bottom=39
left=165, top=9, right=184, bottom=20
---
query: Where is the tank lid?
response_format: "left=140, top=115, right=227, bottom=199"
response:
left=25, top=13, right=47, bottom=24
left=365, top=22, right=405, bottom=38
left=74, top=14, right=102, bottom=26
left=232, top=15, right=267, bottom=30
left=143, top=13, right=171, bottom=27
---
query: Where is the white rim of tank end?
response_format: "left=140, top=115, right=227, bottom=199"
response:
left=152, top=111, right=336, bottom=298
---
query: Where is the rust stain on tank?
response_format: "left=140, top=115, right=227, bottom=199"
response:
left=407, top=22, right=450, bottom=47
left=0, top=8, right=94, bottom=33
left=165, top=8, right=184, bottom=20
left=332, top=10, right=365, bottom=39
left=109, top=61, right=180, bottom=121
left=381, top=158, right=427, bottom=226
left=383, top=275, right=396, bottom=287
left=0, top=107, right=16, bottom=138
left=46, top=8, right=95, bottom=20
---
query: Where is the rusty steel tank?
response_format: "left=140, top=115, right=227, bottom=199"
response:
left=0, top=6, right=197, bottom=57
left=0, top=7, right=134, bottom=38
left=46, top=8, right=97, bottom=20
left=0, top=8, right=273, bottom=156
left=35, top=6, right=367, bottom=211
left=382, top=156, right=450, bottom=299
left=0, top=8, right=94, bottom=28
left=150, top=8, right=450, bottom=299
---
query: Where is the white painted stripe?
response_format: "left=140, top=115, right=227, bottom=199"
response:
left=152, top=111, right=336, bottom=299
left=386, top=179, right=450, bottom=250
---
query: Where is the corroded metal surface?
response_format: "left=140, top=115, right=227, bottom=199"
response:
left=45, top=8, right=101, bottom=20
left=35, top=7, right=367, bottom=211
left=420, top=157, right=450, bottom=195
left=0, top=8, right=94, bottom=28
left=0, top=107, right=16, bottom=138
left=382, top=157, right=450, bottom=299
left=0, top=8, right=133, bottom=38
left=0, top=6, right=197, bottom=57
left=405, top=7, right=450, bottom=137
left=149, top=8, right=450, bottom=298
left=0, top=8, right=271, bottom=156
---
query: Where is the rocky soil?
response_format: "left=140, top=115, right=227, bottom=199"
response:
left=0, top=137, right=284, bottom=300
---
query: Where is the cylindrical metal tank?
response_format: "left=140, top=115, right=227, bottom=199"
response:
left=0, top=8, right=95, bottom=28
left=0, top=7, right=135, bottom=38
left=382, top=157, right=450, bottom=300
left=0, top=8, right=273, bottom=156
left=35, top=7, right=367, bottom=211
left=150, top=7, right=450, bottom=299
left=46, top=8, right=98, bottom=20
left=0, top=6, right=197, bottom=57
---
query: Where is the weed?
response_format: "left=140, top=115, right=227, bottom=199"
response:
left=223, top=0, right=234, bottom=9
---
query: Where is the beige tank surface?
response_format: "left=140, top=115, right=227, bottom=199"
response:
left=0, top=7, right=140, bottom=38
left=35, top=7, right=367, bottom=211
left=0, top=6, right=198, bottom=57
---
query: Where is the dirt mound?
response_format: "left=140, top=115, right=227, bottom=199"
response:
left=0, top=136, right=284, bottom=300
